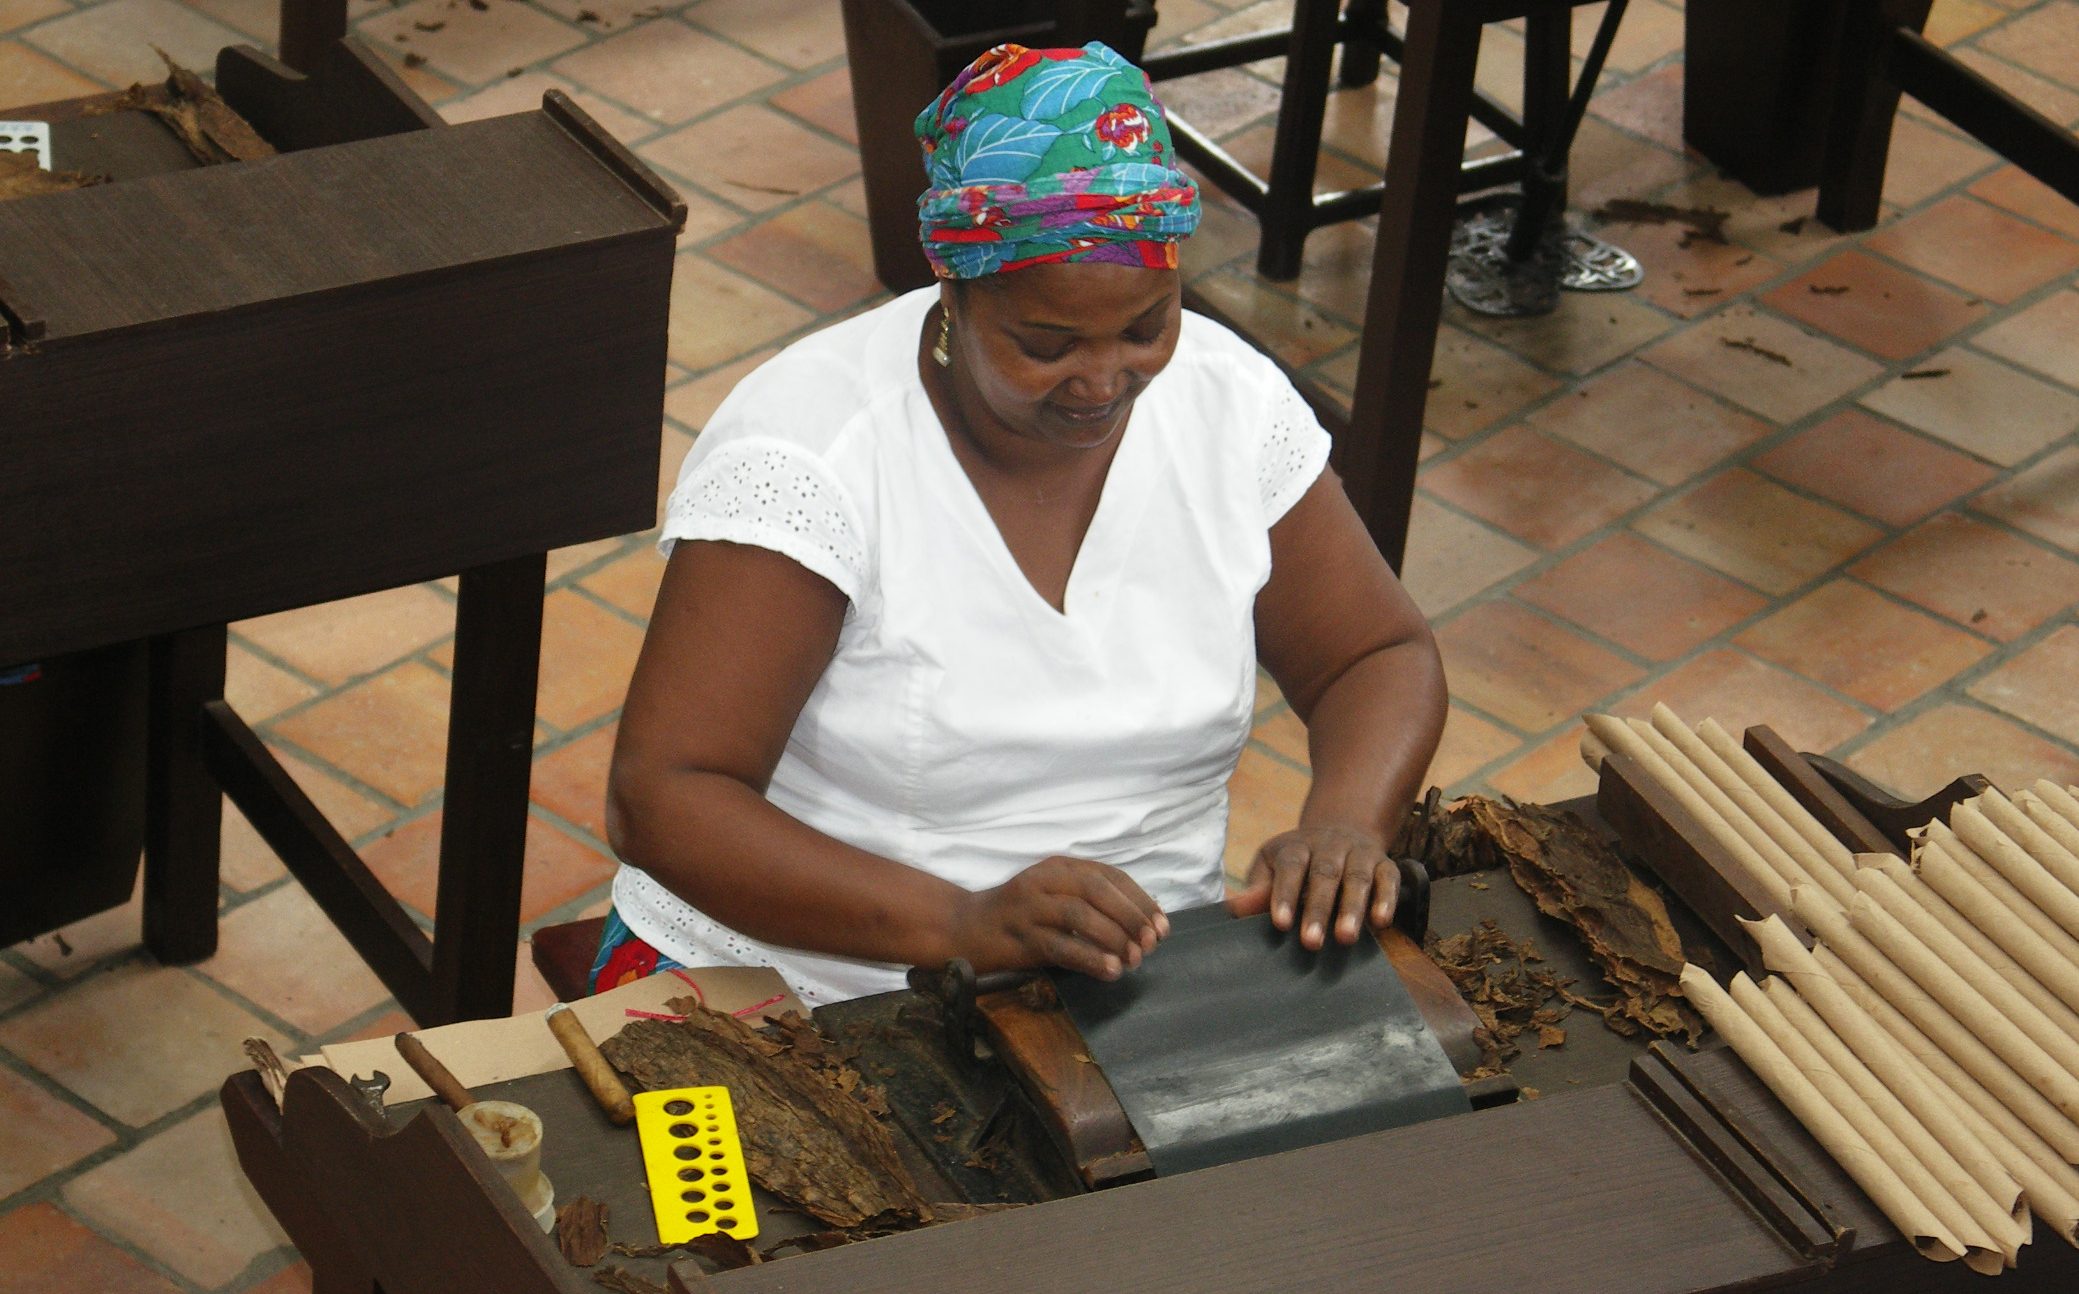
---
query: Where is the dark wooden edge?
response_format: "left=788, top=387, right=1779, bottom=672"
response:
left=1741, top=727, right=1899, bottom=857
left=0, top=271, right=46, bottom=345
left=216, top=37, right=445, bottom=150
left=201, top=698, right=437, bottom=1018
left=1596, top=748, right=1806, bottom=976
left=1629, top=1043, right=1848, bottom=1264
left=1889, top=30, right=2079, bottom=206
left=1802, top=754, right=1991, bottom=855
left=542, top=89, right=689, bottom=229
left=221, top=1071, right=378, bottom=1289
left=973, top=984, right=1151, bottom=1189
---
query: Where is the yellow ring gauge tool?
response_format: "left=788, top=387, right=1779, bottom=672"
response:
left=633, top=1087, right=758, bottom=1244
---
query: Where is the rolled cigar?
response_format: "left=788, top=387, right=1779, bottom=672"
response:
left=1816, top=944, right=2079, bottom=1244
left=1924, top=820, right=2079, bottom=965
left=1919, top=841, right=2079, bottom=1019
left=395, top=1031, right=475, bottom=1114
left=1698, top=718, right=1859, bottom=879
left=1579, top=725, right=1612, bottom=773
left=1856, top=870, right=2079, bottom=1089
left=1748, top=917, right=2030, bottom=1239
left=2021, top=787, right=2079, bottom=866
left=1756, top=977, right=2018, bottom=1266
left=2033, top=780, right=2079, bottom=837
left=1795, top=887, right=2079, bottom=1160
left=1628, top=717, right=1828, bottom=904
left=545, top=1003, right=637, bottom=1126
left=1650, top=705, right=1855, bottom=909
left=1953, top=801, right=2079, bottom=943
left=1982, top=787, right=2079, bottom=896
left=1847, top=888, right=2079, bottom=1120
left=1585, top=714, right=1792, bottom=911
left=1867, top=854, right=2079, bottom=1042
left=1681, top=965, right=1967, bottom=1264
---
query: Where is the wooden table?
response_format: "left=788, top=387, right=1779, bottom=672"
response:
left=0, top=36, right=683, bottom=1024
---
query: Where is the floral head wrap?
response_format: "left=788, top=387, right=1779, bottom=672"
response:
left=914, top=41, right=1200, bottom=280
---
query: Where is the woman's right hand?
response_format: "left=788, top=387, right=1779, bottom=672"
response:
left=949, top=856, right=1170, bottom=980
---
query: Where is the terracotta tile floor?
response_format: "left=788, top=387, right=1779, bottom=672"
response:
left=5, top=0, right=2079, bottom=1286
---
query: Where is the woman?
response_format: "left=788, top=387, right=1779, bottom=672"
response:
left=597, top=42, right=1445, bottom=1005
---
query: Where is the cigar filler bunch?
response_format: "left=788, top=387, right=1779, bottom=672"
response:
left=1585, top=703, right=2079, bottom=1274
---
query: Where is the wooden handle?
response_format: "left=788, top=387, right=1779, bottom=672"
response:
left=545, top=1004, right=637, bottom=1126
left=394, top=1031, right=474, bottom=1113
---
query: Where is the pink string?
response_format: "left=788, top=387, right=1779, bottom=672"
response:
left=668, top=968, right=707, bottom=1005
left=624, top=1009, right=688, bottom=1022
left=732, top=993, right=787, bottom=1019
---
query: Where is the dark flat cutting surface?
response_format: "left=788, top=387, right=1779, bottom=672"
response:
left=1053, top=907, right=1469, bottom=1176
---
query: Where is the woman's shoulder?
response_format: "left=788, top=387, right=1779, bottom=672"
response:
left=1163, top=307, right=1291, bottom=396
left=701, top=290, right=933, bottom=459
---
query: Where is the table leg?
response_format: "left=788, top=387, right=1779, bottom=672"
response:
left=1257, top=0, right=1347, bottom=280
left=1817, top=0, right=1935, bottom=231
left=426, top=553, right=546, bottom=1025
left=1339, top=0, right=1389, bottom=88
left=278, top=0, right=349, bottom=74
left=1337, top=0, right=1485, bottom=570
left=144, top=624, right=227, bottom=964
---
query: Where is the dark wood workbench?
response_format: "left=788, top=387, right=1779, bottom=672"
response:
left=0, top=35, right=682, bottom=1024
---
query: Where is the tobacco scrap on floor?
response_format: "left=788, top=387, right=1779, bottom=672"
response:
left=601, top=1000, right=927, bottom=1230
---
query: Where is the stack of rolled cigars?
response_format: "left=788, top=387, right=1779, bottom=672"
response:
left=1590, top=707, right=2079, bottom=1273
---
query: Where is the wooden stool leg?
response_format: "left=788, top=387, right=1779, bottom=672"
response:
left=144, top=624, right=227, bottom=964
left=1337, top=0, right=1484, bottom=570
left=278, top=0, right=349, bottom=73
left=1256, top=0, right=1346, bottom=280
left=1339, top=0, right=1389, bottom=87
left=1817, top=0, right=1935, bottom=232
left=426, top=553, right=546, bottom=1025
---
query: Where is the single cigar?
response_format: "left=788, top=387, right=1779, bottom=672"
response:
left=545, top=1004, right=637, bottom=1126
left=395, top=1031, right=475, bottom=1113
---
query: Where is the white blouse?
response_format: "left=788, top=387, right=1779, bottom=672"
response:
left=612, top=286, right=1332, bottom=1004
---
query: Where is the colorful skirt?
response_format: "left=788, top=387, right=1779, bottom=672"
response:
left=587, top=908, right=688, bottom=995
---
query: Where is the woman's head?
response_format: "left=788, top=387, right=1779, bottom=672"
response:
left=913, top=42, right=1199, bottom=281
left=915, top=43, right=1196, bottom=450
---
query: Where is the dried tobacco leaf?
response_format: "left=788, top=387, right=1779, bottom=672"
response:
left=0, top=151, right=106, bottom=202
left=601, top=1000, right=927, bottom=1230
left=92, top=50, right=275, bottom=167
left=1442, top=796, right=1704, bottom=1043
left=592, top=1264, right=669, bottom=1294
left=557, top=1196, right=610, bottom=1268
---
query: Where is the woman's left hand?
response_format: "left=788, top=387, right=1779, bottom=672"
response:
left=1226, top=824, right=1398, bottom=951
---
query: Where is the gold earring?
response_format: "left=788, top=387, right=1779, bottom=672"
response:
left=932, top=309, right=952, bottom=368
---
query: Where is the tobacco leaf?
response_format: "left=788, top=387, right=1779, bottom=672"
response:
left=557, top=1196, right=610, bottom=1267
left=0, top=151, right=107, bottom=202
left=601, top=1000, right=928, bottom=1230
left=95, top=50, right=275, bottom=167
left=1462, top=797, right=1703, bottom=1043
left=683, top=1234, right=761, bottom=1270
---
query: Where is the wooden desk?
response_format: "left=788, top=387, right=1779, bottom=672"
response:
left=0, top=38, right=683, bottom=1024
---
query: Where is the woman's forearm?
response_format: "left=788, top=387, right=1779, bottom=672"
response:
left=1294, top=632, right=1447, bottom=842
left=606, top=762, right=966, bottom=968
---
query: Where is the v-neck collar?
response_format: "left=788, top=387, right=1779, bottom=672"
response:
left=911, top=379, right=1158, bottom=634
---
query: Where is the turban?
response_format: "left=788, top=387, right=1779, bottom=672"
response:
left=913, top=41, right=1201, bottom=280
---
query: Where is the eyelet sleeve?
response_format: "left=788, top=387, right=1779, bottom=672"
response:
left=1257, top=377, right=1333, bottom=526
left=660, top=435, right=870, bottom=603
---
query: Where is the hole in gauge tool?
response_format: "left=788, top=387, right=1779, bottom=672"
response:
left=709, top=1150, right=725, bottom=1160
left=681, top=1189, right=706, bottom=1204
left=677, top=1167, right=705, bottom=1182
left=670, top=1123, right=697, bottom=1138
left=717, top=1215, right=738, bottom=1228
left=686, top=1210, right=710, bottom=1224
left=706, top=1136, right=723, bottom=1146
left=674, top=1145, right=701, bottom=1160
left=663, top=1100, right=693, bottom=1116
left=712, top=1197, right=734, bottom=1211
